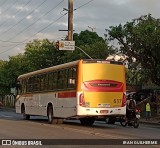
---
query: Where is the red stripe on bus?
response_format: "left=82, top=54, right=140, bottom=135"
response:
left=58, top=92, right=76, bottom=98
left=83, top=80, right=124, bottom=92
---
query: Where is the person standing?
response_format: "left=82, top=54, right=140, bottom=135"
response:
left=145, top=100, right=151, bottom=120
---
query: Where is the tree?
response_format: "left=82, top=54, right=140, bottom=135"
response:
left=0, top=31, right=109, bottom=95
left=0, top=54, right=28, bottom=94
left=0, top=60, right=10, bottom=95
left=24, top=39, right=65, bottom=71
left=105, top=14, right=160, bottom=86
left=64, top=30, right=109, bottom=62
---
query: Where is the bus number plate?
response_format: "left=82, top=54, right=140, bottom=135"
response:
left=100, top=110, right=108, bottom=114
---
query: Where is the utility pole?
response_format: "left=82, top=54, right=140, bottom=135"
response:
left=68, top=0, right=73, bottom=41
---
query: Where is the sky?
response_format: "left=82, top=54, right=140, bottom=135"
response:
left=0, top=0, right=159, bottom=60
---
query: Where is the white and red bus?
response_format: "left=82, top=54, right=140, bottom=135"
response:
left=15, top=59, right=126, bottom=125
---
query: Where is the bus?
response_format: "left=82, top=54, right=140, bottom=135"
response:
left=15, top=59, right=126, bottom=125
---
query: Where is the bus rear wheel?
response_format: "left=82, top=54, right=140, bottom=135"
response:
left=47, top=105, right=54, bottom=124
left=21, top=104, right=30, bottom=120
left=107, top=117, right=116, bottom=124
left=80, top=117, right=95, bottom=126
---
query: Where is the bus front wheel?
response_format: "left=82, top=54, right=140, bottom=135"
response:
left=21, top=104, right=30, bottom=120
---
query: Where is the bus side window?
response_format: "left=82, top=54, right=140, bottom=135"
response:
left=62, top=69, right=68, bottom=89
left=53, top=72, right=58, bottom=90
left=68, top=67, right=77, bottom=89
left=34, top=75, right=40, bottom=92
left=27, top=77, right=34, bottom=93
left=57, top=70, right=63, bottom=89
left=48, top=72, right=53, bottom=90
left=21, top=79, right=26, bottom=94
left=16, top=81, right=22, bottom=94
left=40, top=74, right=45, bottom=91
left=40, top=73, right=49, bottom=91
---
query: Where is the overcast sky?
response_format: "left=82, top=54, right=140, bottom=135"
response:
left=0, top=0, right=159, bottom=60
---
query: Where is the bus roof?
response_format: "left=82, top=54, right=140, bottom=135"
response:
left=18, top=60, right=80, bottom=79
left=17, top=59, right=124, bottom=79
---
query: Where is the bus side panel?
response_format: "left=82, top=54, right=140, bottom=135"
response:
left=16, top=93, right=57, bottom=117
left=15, top=95, right=24, bottom=114
left=53, top=91, right=77, bottom=118
left=16, top=92, right=77, bottom=118
left=38, top=93, right=57, bottom=116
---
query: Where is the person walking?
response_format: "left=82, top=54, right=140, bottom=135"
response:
left=145, top=100, right=151, bottom=120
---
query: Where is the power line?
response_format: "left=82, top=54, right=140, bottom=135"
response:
left=0, top=12, right=68, bottom=55
left=0, top=42, right=25, bottom=48
left=0, top=0, right=64, bottom=44
left=0, top=0, right=32, bottom=28
left=74, top=0, right=94, bottom=11
left=0, top=0, right=19, bottom=16
left=5, top=0, right=65, bottom=42
left=0, top=0, right=95, bottom=55
left=0, top=0, right=48, bottom=35
left=0, top=39, right=22, bottom=44
left=1, top=0, right=95, bottom=43
left=26, top=12, right=68, bottom=42
left=0, top=0, right=95, bottom=45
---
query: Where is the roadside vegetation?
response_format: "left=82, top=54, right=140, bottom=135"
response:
left=0, top=14, right=159, bottom=95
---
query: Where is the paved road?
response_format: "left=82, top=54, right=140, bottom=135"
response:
left=0, top=108, right=160, bottom=147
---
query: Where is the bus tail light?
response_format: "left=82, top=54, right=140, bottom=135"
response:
left=79, top=93, right=85, bottom=107
left=121, top=93, right=126, bottom=107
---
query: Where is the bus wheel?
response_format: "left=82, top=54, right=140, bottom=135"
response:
left=21, top=104, right=30, bottom=120
left=47, top=105, right=54, bottom=124
left=80, top=117, right=95, bottom=126
left=107, top=117, right=116, bottom=124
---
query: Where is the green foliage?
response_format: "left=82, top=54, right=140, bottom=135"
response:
left=74, top=30, right=105, bottom=46
left=0, top=60, right=10, bottom=95
left=0, top=30, right=109, bottom=95
left=64, top=30, right=109, bottom=62
left=105, top=14, right=160, bottom=86
left=24, top=39, right=65, bottom=71
left=0, top=54, right=29, bottom=95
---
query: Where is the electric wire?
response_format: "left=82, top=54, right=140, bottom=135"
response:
left=0, top=12, right=68, bottom=55
left=0, top=0, right=94, bottom=43
left=0, top=0, right=48, bottom=35
left=0, top=0, right=32, bottom=28
left=0, top=0, right=19, bottom=16
left=6, top=0, right=64, bottom=42
left=0, top=0, right=94, bottom=55
left=74, top=0, right=94, bottom=11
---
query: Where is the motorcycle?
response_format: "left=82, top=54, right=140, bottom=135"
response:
left=120, top=108, right=140, bottom=128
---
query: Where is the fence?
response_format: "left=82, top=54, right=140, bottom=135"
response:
left=0, top=95, right=15, bottom=107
